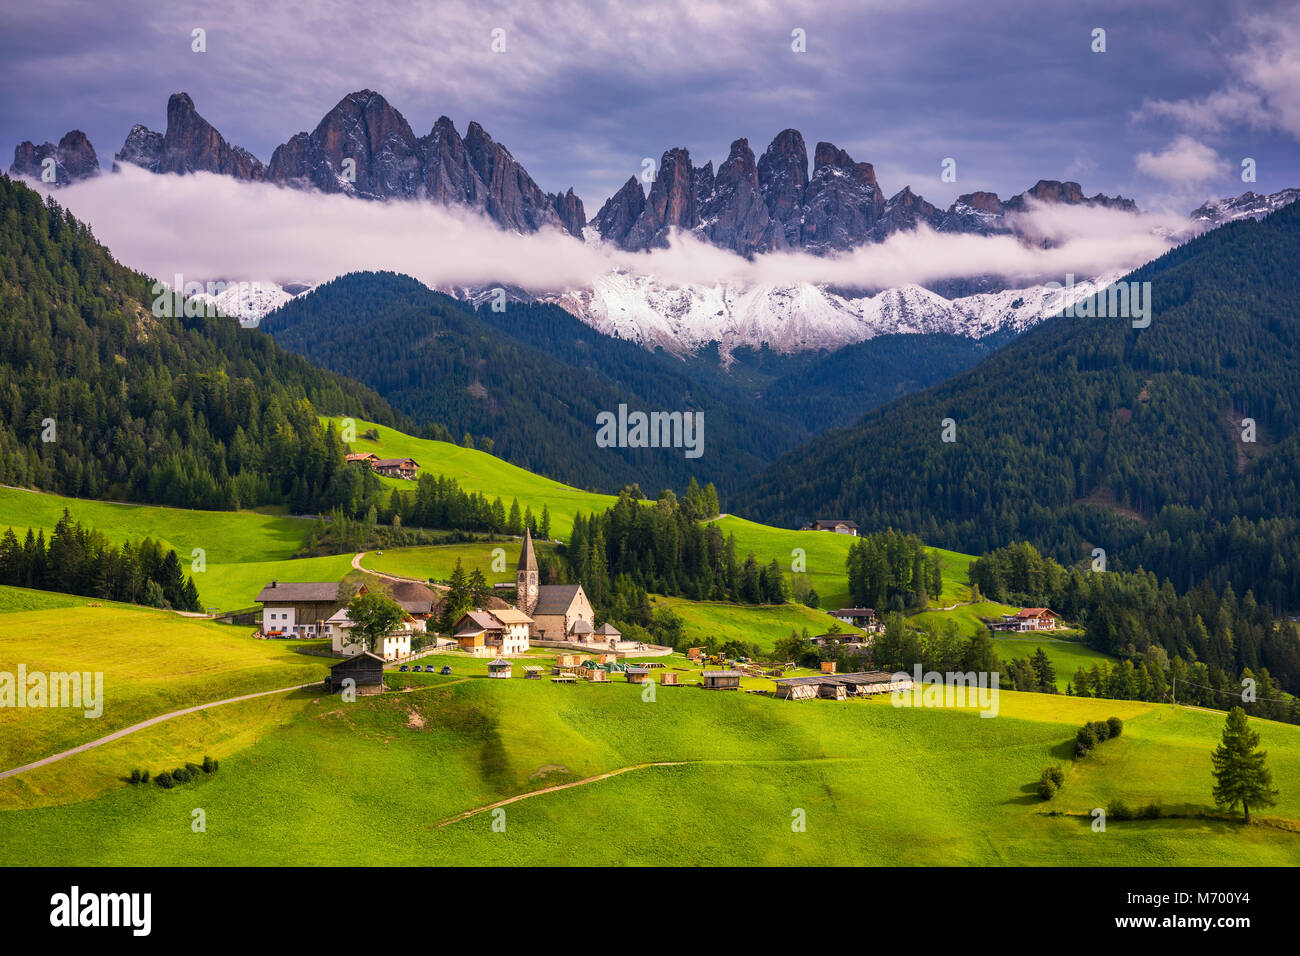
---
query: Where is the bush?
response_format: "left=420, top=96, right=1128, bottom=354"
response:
left=202, top=756, right=215, bottom=774
left=1036, top=777, right=1058, bottom=800
left=185, top=762, right=203, bottom=779
left=1043, top=765, right=1065, bottom=788
left=1107, top=799, right=1133, bottom=821
left=129, top=769, right=141, bottom=784
left=1075, top=724, right=1098, bottom=756
left=172, top=767, right=191, bottom=784
left=1089, top=720, right=1111, bottom=742
left=141, top=770, right=150, bottom=784
left=1138, top=801, right=1162, bottom=819
left=1107, top=716, right=1123, bottom=738
left=155, top=772, right=173, bottom=789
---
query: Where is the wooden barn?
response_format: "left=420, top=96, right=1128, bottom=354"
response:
left=773, top=681, right=818, bottom=701
left=701, top=670, right=742, bottom=691
left=625, top=667, right=651, bottom=684
left=324, top=651, right=385, bottom=695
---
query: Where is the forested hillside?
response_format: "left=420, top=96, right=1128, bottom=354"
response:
left=739, top=201, right=1300, bottom=610
left=261, top=272, right=1006, bottom=494
left=0, top=175, right=406, bottom=512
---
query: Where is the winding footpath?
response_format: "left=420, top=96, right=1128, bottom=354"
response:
left=0, top=681, right=320, bottom=782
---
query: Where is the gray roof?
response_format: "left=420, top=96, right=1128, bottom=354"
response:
left=774, top=670, right=901, bottom=687
left=387, top=580, right=438, bottom=613
left=257, top=581, right=342, bottom=603
left=702, top=670, right=743, bottom=679
left=533, top=584, right=582, bottom=616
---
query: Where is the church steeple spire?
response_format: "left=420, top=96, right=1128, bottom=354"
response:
left=517, top=527, right=539, bottom=615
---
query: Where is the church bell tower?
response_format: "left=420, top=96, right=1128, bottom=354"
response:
left=517, top=527, right=539, bottom=616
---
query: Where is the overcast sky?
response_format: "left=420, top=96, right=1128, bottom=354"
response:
left=3, top=0, right=1298, bottom=215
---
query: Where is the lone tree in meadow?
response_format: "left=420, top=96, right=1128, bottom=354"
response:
left=1211, top=706, right=1278, bottom=824
left=346, top=590, right=406, bottom=652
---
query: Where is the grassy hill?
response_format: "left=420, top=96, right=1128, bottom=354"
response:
left=2, top=653, right=1296, bottom=865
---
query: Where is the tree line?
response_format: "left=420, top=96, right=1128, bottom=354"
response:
left=0, top=510, right=201, bottom=611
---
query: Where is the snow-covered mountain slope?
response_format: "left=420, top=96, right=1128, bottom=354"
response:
left=1190, top=187, right=1300, bottom=226
left=540, top=270, right=1126, bottom=359
left=190, top=281, right=308, bottom=326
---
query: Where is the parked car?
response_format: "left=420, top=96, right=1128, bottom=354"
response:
left=398, top=665, right=409, bottom=672
left=440, top=666, right=452, bottom=675
left=411, top=665, right=422, bottom=672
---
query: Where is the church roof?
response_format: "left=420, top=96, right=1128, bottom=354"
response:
left=533, top=584, right=583, bottom=616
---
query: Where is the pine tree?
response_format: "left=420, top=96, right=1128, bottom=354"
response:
left=1211, top=706, right=1278, bottom=824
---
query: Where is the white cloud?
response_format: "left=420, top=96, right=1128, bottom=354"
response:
left=1133, top=12, right=1300, bottom=140
left=37, top=165, right=1178, bottom=299
left=1135, top=135, right=1227, bottom=185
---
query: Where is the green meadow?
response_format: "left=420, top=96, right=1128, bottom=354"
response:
left=321, top=416, right=619, bottom=539
left=361, top=540, right=555, bottom=584
left=2, top=667, right=1297, bottom=866
left=653, top=595, right=844, bottom=652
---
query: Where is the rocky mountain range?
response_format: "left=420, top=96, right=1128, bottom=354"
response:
left=13, top=90, right=585, bottom=237
left=592, top=130, right=1140, bottom=256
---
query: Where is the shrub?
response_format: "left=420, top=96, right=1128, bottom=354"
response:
left=141, top=770, right=150, bottom=784
left=129, top=769, right=141, bottom=784
left=155, top=772, right=174, bottom=789
left=1138, top=801, right=1162, bottom=819
left=1075, top=724, right=1098, bottom=756
left=1107, top=799, right=1133, bottom=821
left=1107, top=716, right=1123, bottom=738
left=1089, top=720, right=1111, bottom=742
left=1036, top=777, right=1058, bottom=800
left=202, top=756, right=215, bottom=774
left=185, top=762, right=203, bottom=778
left=173, top=767, right=191, bottom=784
left=1043, top=765, right=1065, bottom=788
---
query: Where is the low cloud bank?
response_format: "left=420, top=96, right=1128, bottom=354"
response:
left=41, top=165, right=1183, bottom=295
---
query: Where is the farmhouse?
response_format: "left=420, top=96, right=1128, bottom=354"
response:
left=829, top=607, right=882, bottom=633
left=988, top=608, right=1062, bottom=632
left=452, top=608, right=533, bottom=656
left=371, top=457, right=419, bottom=479
left=701, top=670, right=742, bottom=690
left=801, top=519, right=859, bottom=536
left=345, top=452, right=377, bottom=465
left=256, top=580, right=356, bottom=637
left=326, top=608, right=413, bottom=661
left=515, top=529, right=596, bottom=640
left=324, top=651, right=385, bottom=695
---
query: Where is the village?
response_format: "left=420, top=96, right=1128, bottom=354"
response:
left=246, top=526, right=1064, bottom=705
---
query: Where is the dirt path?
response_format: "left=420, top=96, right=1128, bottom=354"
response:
left=0, top=681, right=320, bottom=782
left=435, top=761, right=686, bottom=828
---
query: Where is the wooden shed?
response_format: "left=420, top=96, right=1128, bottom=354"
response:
left=660, top=671, right=680, bottom=686
left=774, top=681, right=817, bottom=701
left=325, top=651, right=385, bottom=695
left=626, top=667, right=651, bottom=684
left=701, top=670, right=742, bottom=691
left=487, top=658, right=512, bottom=679
left=687, top=647, right=704, bottom=660
left=818, top=681, right=847, bottom=700
left=821, top=660, right=838, bottom=674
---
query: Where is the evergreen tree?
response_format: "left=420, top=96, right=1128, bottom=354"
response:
left=1211, top=707, right=1279, bottom=824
